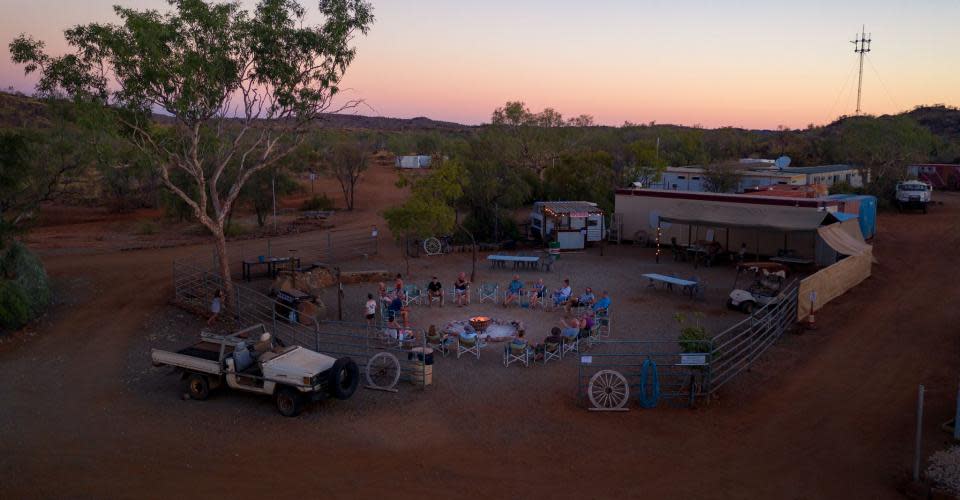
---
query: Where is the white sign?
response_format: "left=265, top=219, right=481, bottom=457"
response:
left=680, top=354, right=707, bottom=366
left=580, top=356, right=593, bottom=364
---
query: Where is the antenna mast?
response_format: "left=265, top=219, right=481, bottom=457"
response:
left=851, top=25, right=871, bottom=115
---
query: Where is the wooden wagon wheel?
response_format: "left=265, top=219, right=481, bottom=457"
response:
left=423, top=237, right=443, bottom=256
left=588, top=369, right=630, bottom=410
left=366, top=352, right=401, bottom=390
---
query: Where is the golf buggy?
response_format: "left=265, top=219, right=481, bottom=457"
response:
left=727, top=262, right=789, bottom=314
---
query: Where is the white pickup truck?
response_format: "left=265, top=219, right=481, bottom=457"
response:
left=895, top=180, right=932, bottom=213
left=151, top=324, right=359, bottom=417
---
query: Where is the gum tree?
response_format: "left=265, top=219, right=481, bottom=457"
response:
left=10, top=0, right=373, bottom=305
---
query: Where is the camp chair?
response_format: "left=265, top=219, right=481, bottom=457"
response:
left=542, top=340, right=562, bottom=365
left=503, top=341, right=532, bottom=367
left=451, top=284, right=471, bottom=305
left=457, top=333, right=480, bottom=360
left=425, top=326, right=450, bottom=356
left=583, top=322, right=603, bottom=349
left=402, top=284, right=422, bottom=306
left=550, top=290, right=571, bottom=311
left=595, top=308, right=611, bottom=338
left=527, top=286, right=547, bottom=310
left=561, top=330, right=579, bottom=357
left=478, top=282, right=499, bottom=304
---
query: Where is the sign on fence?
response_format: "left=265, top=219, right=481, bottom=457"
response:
left=580, top=356, right=593, bottom=364
left=680, top=354, right=707, bottom=366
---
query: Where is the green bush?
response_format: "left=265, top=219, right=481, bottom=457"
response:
left=0, top=242, right=51, bottom=318
left=0, top=280, right=30, bottom=332
left=675, top=312, right=710, bottom=354
left=301, top=194, right=335, bottom=212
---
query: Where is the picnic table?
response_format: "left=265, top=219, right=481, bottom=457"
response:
left=242, top=257, right=301, bottom=281
left=642, top=273, right=699, bottom=297
left=487, top=254, right=541, bottom=271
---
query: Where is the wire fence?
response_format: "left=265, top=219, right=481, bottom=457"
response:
left=173, top=255, right=430, bottom=392
left=577, top=281, right=800, bottom=410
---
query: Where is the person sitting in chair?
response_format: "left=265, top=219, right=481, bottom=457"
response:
left=504, top=274, right=524, bottom=307
left=529, top=278, right=546, bottom=308
left=592, top=290, right=611, bottom=313
left=552, top=279, right=572, bottom=308
left=565, top=287, right=596, bottom=313
left=454, top=272, right=471, bottom=306
left=534, top=327, right=565, bottom=360
left=427, top=276, right=444, bottom=307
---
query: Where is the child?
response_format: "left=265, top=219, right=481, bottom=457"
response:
left=207, top=289, right=223, bottom=326
left=364, top=293, right=377, bottom=325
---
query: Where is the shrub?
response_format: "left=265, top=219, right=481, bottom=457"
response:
left=134, top=219, right=158, bottom=235
left=0, top=242, right=51, bottom=317
left=674, top=312, right=710, bottom=354
left=0, top=280, right=30, bottom=332
left=301, top=194, right=335, bottom=212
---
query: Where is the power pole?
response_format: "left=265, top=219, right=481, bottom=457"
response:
left=851, top=25, right=871, bottom=115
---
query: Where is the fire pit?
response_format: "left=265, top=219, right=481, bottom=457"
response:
left=469, top=316, right=491, bottom=334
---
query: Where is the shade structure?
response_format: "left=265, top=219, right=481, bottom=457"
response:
left=656, top=202, right=830, bottom=232
left=817, top=220, right=872, bottom=257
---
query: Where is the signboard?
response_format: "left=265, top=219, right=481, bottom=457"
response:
left=580, top=356, right=593, bottom=364
left=680, top=354, right=707, bottom=366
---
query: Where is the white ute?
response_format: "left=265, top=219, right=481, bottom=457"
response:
left=151, top=324, right=359, bottom=417
left=895, top=180, right=932, bottom=213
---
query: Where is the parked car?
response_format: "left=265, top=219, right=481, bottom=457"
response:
left=151, top=324, right=359, bottom=417
left=727, top=262, right=789, bottom=314
left=895, top=180, right=932, bottom=213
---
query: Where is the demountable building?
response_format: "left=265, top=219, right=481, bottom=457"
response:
left=530, top=201, right=605, bottom=250
left=395, top=155, right=432, bottom=169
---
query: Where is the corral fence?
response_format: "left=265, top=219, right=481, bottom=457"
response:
left=172, top=239, right=431, bottom=393
left=578, top=282, right=799, bottom=410
left=179, top=227, right=380, bottom=281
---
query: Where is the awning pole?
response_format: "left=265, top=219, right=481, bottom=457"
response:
left=755, top=230, right=760, bottom=260
left=655, top=221, right=662, bottom=264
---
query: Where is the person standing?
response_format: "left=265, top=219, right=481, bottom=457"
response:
left=364, top=293, right=377, bottom=325
left=207, top=289, right=223, bottom=326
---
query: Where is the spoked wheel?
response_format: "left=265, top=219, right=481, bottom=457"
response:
left=588, top=369, right=630, bottom=410
left=366, top=352, right=401, bottom=390
left=423, top=237, right=443, bottom=256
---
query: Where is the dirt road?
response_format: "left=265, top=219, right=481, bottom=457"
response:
left=2, top=194, right=958, bottom=498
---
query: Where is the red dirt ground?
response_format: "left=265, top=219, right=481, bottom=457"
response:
left=1, top=173, right=958, bottom=497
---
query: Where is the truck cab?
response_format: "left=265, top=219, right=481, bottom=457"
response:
left=895, top=180, right=932, bottom=213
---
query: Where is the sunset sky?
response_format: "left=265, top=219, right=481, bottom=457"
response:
left=1, top=0, right=957, bottom=129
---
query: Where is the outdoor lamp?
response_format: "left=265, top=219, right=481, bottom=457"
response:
left=371, top=226, right=379, bottom=238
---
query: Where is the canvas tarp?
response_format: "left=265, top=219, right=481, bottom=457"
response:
left=816, top=221, right=871, bottom=257
left=797, top=246, right=873, bottom=320
left=658, top=203, right=829, bottom=231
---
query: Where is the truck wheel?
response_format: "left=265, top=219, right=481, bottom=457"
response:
left=275, top=386, right=303, bottom=417
left=329, top=357, right=360, bottom=400
left=185, top=374, right=210, bottom=400
left=740, top=301, right=755, bottom=314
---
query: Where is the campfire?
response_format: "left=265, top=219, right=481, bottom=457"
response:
left=469, top=316, right=491, bottom=333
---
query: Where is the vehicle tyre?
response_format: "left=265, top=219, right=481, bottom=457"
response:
left=185, top=373, right=211, bottom=400
left=275, top=386, right=304, bottom=417
left=329, top=357, right=360, bottom=400
left=740, top=301, right=755, bottom=314
left=726, top=298, right=735, bottom=310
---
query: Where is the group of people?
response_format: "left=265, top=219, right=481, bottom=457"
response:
left=365, top=272, right=475, bottom=332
